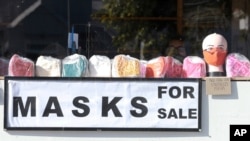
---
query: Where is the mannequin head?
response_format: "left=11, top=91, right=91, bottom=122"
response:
left=202, top=33, right=228, bottom=76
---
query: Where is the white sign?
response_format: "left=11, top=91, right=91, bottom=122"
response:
left=4, top=77, right=201, bottom=131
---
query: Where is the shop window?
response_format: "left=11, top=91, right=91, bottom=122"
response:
left=0, top=0, right=249, bottom=66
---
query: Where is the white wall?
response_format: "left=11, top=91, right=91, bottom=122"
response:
left=0, top=79, right=250, bottom=141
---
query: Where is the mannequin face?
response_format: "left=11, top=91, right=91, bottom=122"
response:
left=202, top=33, right=227, bottom=51
left=202, top=33, right=228, bottom=67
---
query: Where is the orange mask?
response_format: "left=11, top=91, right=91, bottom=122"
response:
left=203, top=48, right=227, bottom=66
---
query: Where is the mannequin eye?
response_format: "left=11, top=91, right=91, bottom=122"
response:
left=205, top=45, right=214, bottom=51
left=218, top=45, right=224, bottom=50
left=205, top=47, right=213, bottom=51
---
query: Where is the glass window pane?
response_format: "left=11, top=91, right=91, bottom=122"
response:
left=0, top=0, right=249, bottom=76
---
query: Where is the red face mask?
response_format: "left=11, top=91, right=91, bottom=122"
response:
left=203, top=48, right=227, bottom=66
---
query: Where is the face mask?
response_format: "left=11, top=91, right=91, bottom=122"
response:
left=203, top=48, right=227, bottom=66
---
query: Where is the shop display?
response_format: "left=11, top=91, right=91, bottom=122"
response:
left=165, top=57, right=183, bottom=78
left=182, top=56, right=206, bottom=78
left=35, top=56, right=61, bottom=77
left=4, top=47, right=250, bottom=78
left=62, top=54, right=88, bottom=77
left=163, top=56, right=173, bottom=78
left=202, top=33, right=228, bottom=77
left=226, top=53, right=250, bottom=77
left=139, top=60, right=147, bottom=78
left=88, top=55, right=111, bottom=77
left=146, top=56, right=167, bottom=78
left=8, top=54, right=35, bottom=76
left=112, top=54, right=143, bottom=77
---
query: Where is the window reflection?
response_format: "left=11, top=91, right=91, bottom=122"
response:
left=0, top=0, right=249, bottom=76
